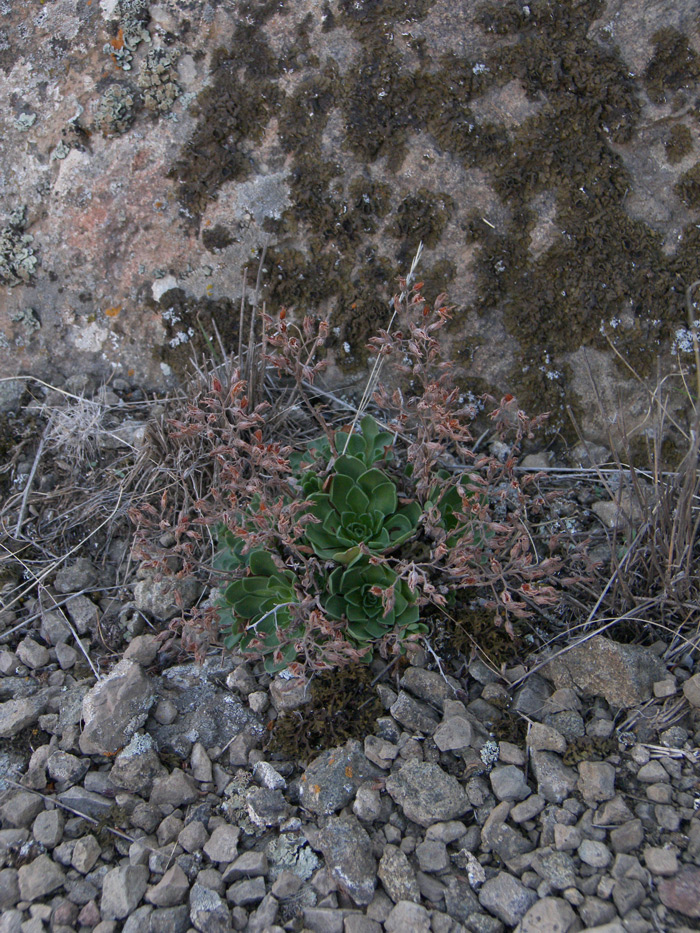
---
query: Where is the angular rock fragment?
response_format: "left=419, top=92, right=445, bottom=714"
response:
left=79, top=659, right=155, bottom=755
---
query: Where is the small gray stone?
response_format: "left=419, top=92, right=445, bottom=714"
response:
left=16, top=637, right=50, bottom=670
left=385, top=759, right=470, bottom=827
left=353, top=783, right=383, bottom=822
left=223, top=850, right=268, bottom=881
left=178, top=820, right=209, bottom=853
left=526, top=722, right=567, bottom=754
left=252, top=760, right=286, bottom=790
left=270, top=869, right=303, bottom=899
left=57, top=786, right=113, bottom=821
left=149, top=904, right=191, bottom=933
left=0, top=790, right=44, bottom=827
left=79, top=659, right=156, bottom=756
left=378, top=844, right=420, bottom=903
left=313, top=813, right=377, bottom=907
left=32, top=809, right=64, bottom=848
left=415, top=838, right=449, bottom=873
left=612, top=877, right=646, bottom=914
left=532, top=851, right=578, bottom=891
left=146, top=864, right=191, bottom=907
left=0, top=868, right=20, bottom=909
left=434, top=716, right=473, bottom=751
left=364, top=735, right=399, bottom=769
left=593, top=795, right=634, bottom=826
left=123, top=634, right=160, bottom=666
left=510, top=794, right=546, bottom=822
left=122, top=905, right=153, bottom=933
left=0, top=694, right=49, bottom=739
left=481, top=801, right=533, bottom=861
left=71, top=835, right=102, bottom=874
left=578, top=760, right=616, bottom=804
left=518, top=896, right=577, bottom=933
left=150, top=769, right=199, bottom=808
left=54, top=558, right=99, bottom=594
left=190, top=742, right=213, bottom=783
left=246, top=786, right=289, bottom=827
left=541, top=636, right=666, bottom=708
left=18, top=854, right=66, bottom=901
left=530, top=750, right=577, bottom=803
left=643, top=846, right=678, bottom=876
left=490, top=765, right=530, bottom=801
left=245, top=891, right=278, bottom=933
left=682, top=672, right=700, bottom=708
left=636, top=760, right=668, bottom=783
left=203, top=824, right=240, bottom=864
left=390, top=691, right=440, bottom=734
left=302, top=907, right=344, bottom=933
left=579, top=839, right=612, bottom=868
left=479, top=871, right=537, bottom=925
left=63, top=594, right=100, bottom=634
left=47, top=750, right=89, bottom=787
left=384, top=900, right=431, bottom=932
left=101, top=864, right=149, bottom=920
left=110, top=732, right=165, bottom=795
left=226, top=875, right=266, bottom=906
left=134, top=573, right=201, bottom=622
left=189, top=882, right=232, bottom=933
left=269, top=674, right=310, bottom=711
left=610, top=819, right=644, bottom=853
left=299, top=739, right=381, bottom=815
left=399, top=667, right=460, bottom=710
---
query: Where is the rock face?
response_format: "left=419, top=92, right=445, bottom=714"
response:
left=79, top=659, right=156, bottom=755
left=1, top=0, right=698, bottom=442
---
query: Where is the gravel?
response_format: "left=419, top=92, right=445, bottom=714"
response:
left=0, top=572, right=699, bottom=933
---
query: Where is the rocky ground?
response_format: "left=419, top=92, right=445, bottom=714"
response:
left=1, top=553, right=700, bottom=933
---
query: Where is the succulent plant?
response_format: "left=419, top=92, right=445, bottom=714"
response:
left=323, top=559, right=424, bottom=647
left=303, top=453, right=422, bottom=565
left=290, top=413, right=396, bottom=478
left=218, top=549, right=301, bottom=672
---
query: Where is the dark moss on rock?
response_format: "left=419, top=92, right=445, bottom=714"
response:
left=202, top=224, right=234, bottom=251
left=278, top=65, right=339, bottom=154
left=675, top=160, right=700, bottom=209
left=643, top=27, right=700, bottom=105
left=168, top=30, right=282, bottom=218
left=389, top=188, right=454, bottom=261
left=666, top=124, right=694, bottom=164
left=337, top=0, right=436, bottom=34
left=341, top=42, right=421, bottom=170
left=156, top=288, right=241, bottom=378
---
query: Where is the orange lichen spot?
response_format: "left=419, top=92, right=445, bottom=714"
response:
left=110, top=28, right=125, bottom=51
left=328, top=756, right=335, bottom=765
left=104, top=306, right=121, bottom=318
left=127, top=368, right=135, bottom=377
left=312, top=784, right=321, bottom=795
left=345, top=765, right=353, bottom=778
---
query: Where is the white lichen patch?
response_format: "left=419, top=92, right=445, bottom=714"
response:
left=71, top=320, right=109, bottom=352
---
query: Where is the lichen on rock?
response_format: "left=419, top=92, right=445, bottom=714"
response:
left=0, top=207, right=38, bottom=287
left=137, top=47, right=181, bottom=114
left=94, top=84, right=139, bottom=137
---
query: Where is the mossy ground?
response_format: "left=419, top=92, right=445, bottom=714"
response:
left=266, top=663, right=383, bottom=763
left=164, top=0, right=700, bottom=425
